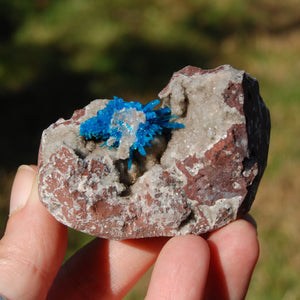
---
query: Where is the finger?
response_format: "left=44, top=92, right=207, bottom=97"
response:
left=0, top=165, right=68, bottom=300
left=47, top=237, right=169, bottom=300
left=205, top=218, right=259, bottom=300
left=241, top=213, right=257, bottom=229
left=145, top=235, right=210, bottom=300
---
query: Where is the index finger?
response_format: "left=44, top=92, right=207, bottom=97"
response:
left=47, top=237, right=169, bottom=299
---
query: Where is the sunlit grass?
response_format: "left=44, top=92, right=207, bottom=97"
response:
left=249, top=162, right=300, bottom=299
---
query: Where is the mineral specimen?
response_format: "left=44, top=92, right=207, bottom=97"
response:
left=38, top=65, right=270, bottom=240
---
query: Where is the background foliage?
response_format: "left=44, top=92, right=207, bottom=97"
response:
left=0, top=0, right=299, bottom=299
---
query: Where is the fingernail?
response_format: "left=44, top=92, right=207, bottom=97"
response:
left=9, top=165, right=36, bottom=215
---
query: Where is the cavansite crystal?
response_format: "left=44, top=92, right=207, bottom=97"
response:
left=38, top=65, right=271, bottom=240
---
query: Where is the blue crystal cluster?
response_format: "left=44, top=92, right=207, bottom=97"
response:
left=79, top=97, right=184, bottom=168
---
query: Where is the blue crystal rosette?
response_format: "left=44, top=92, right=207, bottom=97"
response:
left=79, top=97, right=184, bottom=169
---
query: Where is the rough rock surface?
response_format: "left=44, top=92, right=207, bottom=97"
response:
left=38, top=65, right=270, bottom=240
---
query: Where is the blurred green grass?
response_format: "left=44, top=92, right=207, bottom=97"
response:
left=1, top=0, right=299, bottom=299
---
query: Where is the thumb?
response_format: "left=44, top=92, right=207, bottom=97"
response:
left=0, top=165, right=68, bottom=300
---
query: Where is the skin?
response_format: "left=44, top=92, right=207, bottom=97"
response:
left=0, top=165, right=259, bottom=300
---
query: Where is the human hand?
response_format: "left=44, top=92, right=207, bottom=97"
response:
left=0, top=165, right=259, bottom=299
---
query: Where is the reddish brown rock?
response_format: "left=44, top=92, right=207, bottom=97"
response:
left=38, top=65, right=270, bottom=239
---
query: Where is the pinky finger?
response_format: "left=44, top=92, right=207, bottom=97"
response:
left=205, top=218, right=259, bottom=299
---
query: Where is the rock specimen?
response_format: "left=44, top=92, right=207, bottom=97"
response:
left=38, top=65, right=270, bottom=240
